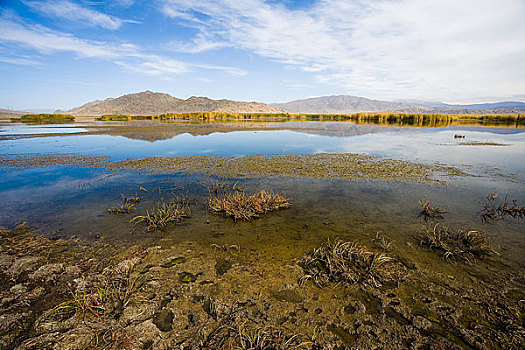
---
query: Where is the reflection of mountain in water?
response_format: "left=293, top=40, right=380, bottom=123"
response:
left=271, top=121, right=391, bottom=137
left=87, top=119, right=524, bottom=142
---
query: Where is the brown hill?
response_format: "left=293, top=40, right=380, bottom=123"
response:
left=272, top=95, right=431, bottom=114
left=57, top=91, right=283, bottom=116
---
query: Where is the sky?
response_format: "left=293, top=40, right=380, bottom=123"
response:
left=0, top=0, right=524, bottom=110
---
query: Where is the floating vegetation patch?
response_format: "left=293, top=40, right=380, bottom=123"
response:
left=418, top=199, right=447, bottom=222
left=420, top=224, right=497, bottom=262
left=208, top=182, right=290, bottom=221
left=107, top=194, right=142, bottom=214
left=131, top=197, right=190, bottom=231
left=0, top=154, right=108, bottom=168
left=478, top=193, right=525, bottom=224
left=104, top=154, right=469, bottom=184
left=299, top=239, right=396, bottom=288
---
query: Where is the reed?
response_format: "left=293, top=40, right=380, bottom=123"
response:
left=11, top=113, right=75, bottom=123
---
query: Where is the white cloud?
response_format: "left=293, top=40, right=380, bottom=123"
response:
left=168, top=33, right=230, bottom=54
left=161, top=0, right=525, bottom=102
left=0, top=55, right=41, bottom=66
left=0, top=14, right=243, bottom=77
left=25, top=0, right=136, bottom=30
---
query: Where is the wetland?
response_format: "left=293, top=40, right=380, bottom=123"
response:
left=0, top=118, right=524, bottom=349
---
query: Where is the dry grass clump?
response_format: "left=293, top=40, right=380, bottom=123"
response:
left=131, top=197, right=190, bottom=231
left=202, top=323, right=317, bottom=349
left=107, top=194, right=142, bottom=214
left=208, top=182, right=290, bottom=221
left=478, top=193, right=525, bottom=224
left=421, top=224, right=497, bottom=262
left=418, top=199, right=447, bottom=222
left=299, top=239, right=395, bottom=288
left=47, top=258, right=140, bottom=321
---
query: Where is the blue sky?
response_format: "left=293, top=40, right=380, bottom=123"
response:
left=0, top=0, right=524, bottom=110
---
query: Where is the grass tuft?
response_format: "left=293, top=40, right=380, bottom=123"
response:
left=47, top=259, right=140, bottom=321
left=107, top=194, right=142, bottom=214
left=131, top=197, right=190, bottom=231
left=478, top=192, right=525, bottom=224
left=208, top=182, right=290, bottom=221
left=418, top=199, right=447, bottom=222
left=299, top=239, right=395, bottom=288
left=420, top=224, right=497, bottom=262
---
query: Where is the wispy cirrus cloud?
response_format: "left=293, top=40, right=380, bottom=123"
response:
left=0, top=13, right=244, bottom=76
left=24, top=0, right=137, bottom=30
left=161, top=0, right=525, bottom=102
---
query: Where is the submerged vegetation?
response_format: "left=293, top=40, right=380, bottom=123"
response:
left=420, top=224, right=497, bottom=262
left=208, top=182, right=290, bottom=221
left=131, top=197, right=190, bottom=231
left=300, top=239, right=396, bottom=288
left=11, top=113, right=75, bottom=123
left=418, top=199, right=447, bottom=222
left=107, top=194, right=142, bottom=214
left=478, top=193, right=525, bottom=224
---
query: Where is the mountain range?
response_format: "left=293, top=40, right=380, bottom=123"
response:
left=56, top=91, right=283, bottom=116
left=10, top=91, right=523, bottom=116
left=271, top=95, right=525, bottom=114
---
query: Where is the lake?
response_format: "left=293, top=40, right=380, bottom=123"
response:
left=1, top=119, right=524, bottom=349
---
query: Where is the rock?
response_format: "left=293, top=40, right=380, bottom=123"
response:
left=152, top=309, right=174, bottom=332
left=30, top=263, right=64, bottom=281
left=412, top=316, right=433, bottom=331
left=161, top=257, right=186, bottom=268
left=9, top=284, right=28, bottom=296
left=215, top=258, right=233, bottom=276
left=271, top=289, right=304, bottom=303
left=179, top=272, right=197, bottom=283
left=7, top=256, right=40, bottom=279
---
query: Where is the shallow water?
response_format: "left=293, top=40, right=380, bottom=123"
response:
left=0, top=121, right=523, bottom=264
left=0, top=122, right=88, bottom=135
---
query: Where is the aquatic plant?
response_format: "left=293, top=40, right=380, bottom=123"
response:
left=372, top=231, right=393, bottom=252
left=107, top=194, right=142, bottom=214
left=131, top=197, right=190, bottom=231
left=299, top=239, right=395, bottom=288
left=418, top=199, right=447, bottom=222
left=478, top=193, right=525, bottom=224
left=420, top=224, right=497, bottom=262
left=208, top=182, right=290, bottom=221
